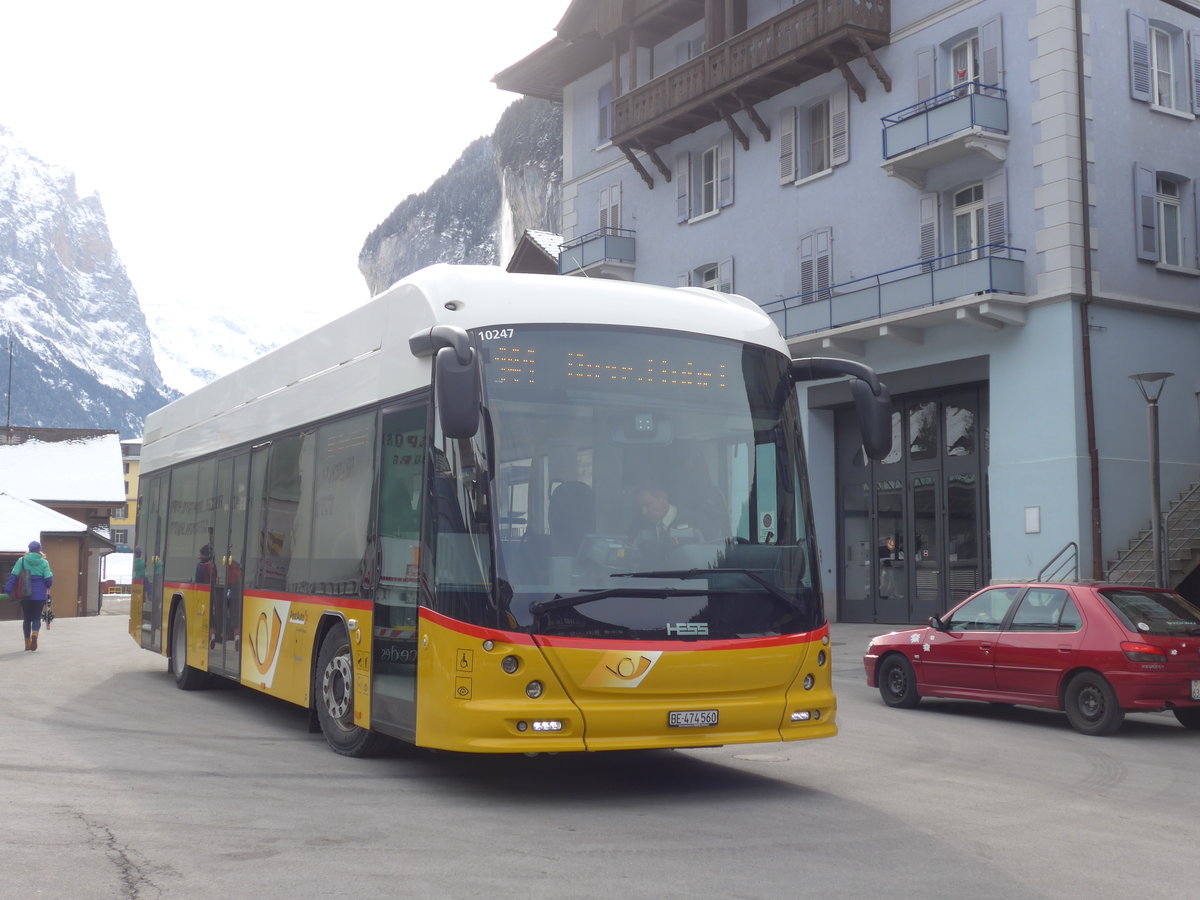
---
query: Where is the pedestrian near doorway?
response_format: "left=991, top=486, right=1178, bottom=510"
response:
left=5, top=540, right=54, bottom=651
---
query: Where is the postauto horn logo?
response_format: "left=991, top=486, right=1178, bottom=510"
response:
left=582, top=650, right=662, bottom=688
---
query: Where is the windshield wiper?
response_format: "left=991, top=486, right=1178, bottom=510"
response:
left=613, top=568, right=807, bottom=614
left=530, top=586, right=717, bottom=617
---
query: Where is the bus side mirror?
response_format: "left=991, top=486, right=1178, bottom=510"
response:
left=411, top=325, right=481, bottom=440
left=789, top=357, right=893, bottom=460
left=435, top=345, right=480, bottom=439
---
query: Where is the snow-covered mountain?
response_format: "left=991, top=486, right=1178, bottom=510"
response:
left=0, top=125, right=297, bottom=424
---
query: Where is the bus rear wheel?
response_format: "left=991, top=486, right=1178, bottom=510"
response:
left=170, top=603, right=207, bottom=690
left=315, top=627, right=383, bottom=757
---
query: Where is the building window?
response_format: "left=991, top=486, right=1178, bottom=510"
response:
left=1128, top=12, right=1199, bottom=116
left=112, top=529, right=128, bottom=546
left=598, top=82, right=612, bottom=144
left=1151, top=26, right=1176, bottom=108
left=916, top=17, right=1002, bottom=102
left=1157, top=177, right=1183, bottom=266
left=676, top=137, right=733, bottom=222
left=598, top=182, right=621, bottom=230
left=112, top=505, right=128, bottom=519
left=780, top=89, right=848, bottom=184
left=700, top=146, right=719, bottom=214
left=681, top=259, right=733, bottom=293
left=950, top=36, right=979, bottom=90
left=1135, top=164, right=1196, bottom=268
left=953, top=184, right=986, bottom=262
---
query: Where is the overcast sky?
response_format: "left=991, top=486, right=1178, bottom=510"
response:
left=1, top=0, right=564, bottom=333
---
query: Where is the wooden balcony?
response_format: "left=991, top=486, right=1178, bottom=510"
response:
left=611, top=0, right=890, bottom=152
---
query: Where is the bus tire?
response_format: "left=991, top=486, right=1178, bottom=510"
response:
left=170, top=602, right=207, bottom=691
left=315, top=626, right=382, bottom=757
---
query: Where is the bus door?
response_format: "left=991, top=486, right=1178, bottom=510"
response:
left=369, top=401, right=428, bottom=741
left=209, top=452, right=250, bottom=677
left=139, top=475, right=169, bottom=652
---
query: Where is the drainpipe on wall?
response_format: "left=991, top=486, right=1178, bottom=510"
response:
left=1075, top=0, right=1103, bottom=578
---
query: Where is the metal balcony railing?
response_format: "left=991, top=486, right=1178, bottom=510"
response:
left=557, top=227, right=636, bottom=276
left=882, top=82, right=1009, bottom=159
left=762, top=245, right=1025, bottom=338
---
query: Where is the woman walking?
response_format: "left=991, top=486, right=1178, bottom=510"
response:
left=6, top=540, right=54, bottom=651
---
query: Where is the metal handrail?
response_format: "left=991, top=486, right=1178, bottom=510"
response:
left=1037, top=542, right=1078, bottom=582
left=1107, top=481, right=1200, bottom=583
left=559, top=226, right=636, bottom=252
left=881, top=81, right=1006, bottom=126
left=762, top=244, right=1025, bottom=312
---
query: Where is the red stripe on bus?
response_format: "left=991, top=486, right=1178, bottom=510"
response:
left=419, top=608, right=538, bottom=645
left=419, top=608, right=828, bottom=651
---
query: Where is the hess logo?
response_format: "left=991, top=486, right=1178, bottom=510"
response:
left=583, top=650, right=663, bottom=688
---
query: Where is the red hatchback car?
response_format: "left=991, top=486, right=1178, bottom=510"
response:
left=863, top=582, right=1200, bottom=735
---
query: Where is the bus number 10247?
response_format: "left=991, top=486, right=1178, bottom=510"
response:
left=480, top=328, right=515, bottom=341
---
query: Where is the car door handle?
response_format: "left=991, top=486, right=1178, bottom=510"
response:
left=979, top=643, right=993, bottom=653
left=1058, top=645, right=1072, bottom=652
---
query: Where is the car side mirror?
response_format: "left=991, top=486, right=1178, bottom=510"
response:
left=928, top=615, right=946, bottom=631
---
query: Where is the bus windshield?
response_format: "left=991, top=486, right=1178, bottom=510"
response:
left=474, top=324, right=820, bottom=640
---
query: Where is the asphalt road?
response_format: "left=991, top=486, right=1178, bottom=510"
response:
left=2, top=609, right=1195, bottom=899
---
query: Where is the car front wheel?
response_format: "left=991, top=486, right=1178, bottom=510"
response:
left=1064, top=671, right=1124, bottom=736
left=878, top=654, right=920, bottom=709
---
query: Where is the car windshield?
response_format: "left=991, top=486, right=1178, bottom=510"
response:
left=477, top=324, right=820, bottom=640
left=1099, top=589, right=1200, bottom=637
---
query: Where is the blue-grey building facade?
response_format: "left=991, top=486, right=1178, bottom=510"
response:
left=497, top=0, right=1200, bottom=623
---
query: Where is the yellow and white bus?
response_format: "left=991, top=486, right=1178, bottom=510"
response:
left=131, top=265, right=890, bottom=755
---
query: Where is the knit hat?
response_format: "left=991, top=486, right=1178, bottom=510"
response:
left=28, top=540, right=41, bottom=552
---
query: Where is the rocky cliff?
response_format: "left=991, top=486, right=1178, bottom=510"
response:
left=358, top=97, right=561, bottom=294
left=0, top=126, right=176, bottom=436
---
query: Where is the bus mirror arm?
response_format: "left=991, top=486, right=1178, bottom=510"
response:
left=789, top=357, right=893, bottom=461
left=409, top=325, right=473, bottom=366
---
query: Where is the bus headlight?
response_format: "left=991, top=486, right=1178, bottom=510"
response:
left=803, top=674, right=815, bottom=690
left=525, top=680, right=544, bottom=699
left=501, top=655, right=520, bottom=674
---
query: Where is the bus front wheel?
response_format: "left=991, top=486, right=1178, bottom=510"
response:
left=315, top=627, right=383, bottom=757
left=170, top=603, right=207, bottom=690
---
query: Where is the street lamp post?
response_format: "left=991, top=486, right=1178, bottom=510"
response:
left=1130, top=372, right=1173, bottom=588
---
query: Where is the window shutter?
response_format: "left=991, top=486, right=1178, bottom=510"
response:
left=814, top=228, right=832, bottom=301
left=779, top=107, right=796, bottom=184
left=916, top=46, right=936, bottom=102
left=676, top=40, right=691, bottom=67
left=718, top=135, right=734, bottom=208
left=1133, top=163, right=1158, bottom=261
left=919, top=192, right=940, bottom=268
left=718, top=257, right=734, bottom=293
left=676, top=152, right=691, bottom=222
left=1194, top=179, right=1200, bottom=268
left=678, top=271, right=691, bottom=287
left=800, top=229, right=832, bottom=300
left=598, top=186, right=610, bottom=230
left=1128, top=11, right=1152, bottom=102
left=983, top=169, right=1008, bottom=254
left=610, top=182, right=622, bottom=230
left=830, top=87, right=849, bottom=166
left=981, top=16, right=1003, bottom=89
left=1190, top=31, right=1200, bottom=116
left=799, top=232, right=816, bottom=298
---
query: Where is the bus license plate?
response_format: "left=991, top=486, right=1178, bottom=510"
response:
left=1191, top=680, right=1200, bottom=701
left=669, top=709, right=718, bottom=728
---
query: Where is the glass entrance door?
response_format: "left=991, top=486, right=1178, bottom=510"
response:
left=209, top=452, right=250, bottom=677
left=836, top=385, right=987, bottom=624
left=370, top=401, right=428, bottom=741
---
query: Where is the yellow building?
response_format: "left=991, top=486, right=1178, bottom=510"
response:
left=109, top=439, right=142, bottom=552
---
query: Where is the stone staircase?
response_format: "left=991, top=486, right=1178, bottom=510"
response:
left=1106, top=481, right=1200, bottom=587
